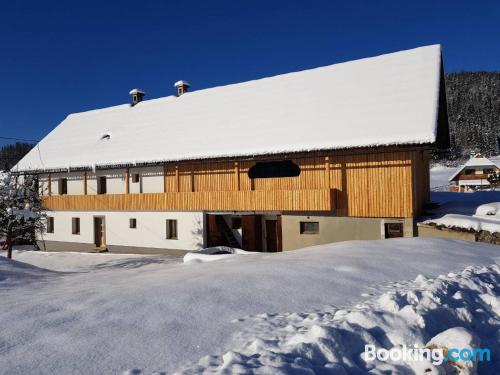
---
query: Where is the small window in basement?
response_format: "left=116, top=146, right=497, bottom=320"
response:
left=300, top=221, right=319, bottom=234
left=132, top=173, right=140, bottom=183
left=231, top=217, right=242, bottom=230
left=72, top=217, right=80, bottom=235
left=248, top=160, right=301, bottom=179
left=166, top=219, right=178, bottom=240
left=384, top=223, right=403, bottom=238
left=129, top=218, right=137, bottom=229
left=47, top=217, right=54, bottom=233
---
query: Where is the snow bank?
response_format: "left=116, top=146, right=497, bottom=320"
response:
left=428, top=327, right=481, bottom=374
left=0, top=255, right=56, bottom=287
left=183, top=246, right=257, bottom=263
left=423, top=213, right=500, bottom=233
left=8, top=249, right=165, bottom=272
left=178, top=264, right=500, bottom=374
left=430, top=191, right=500, bottom=216
left=475, top=202, right=500, bottom=217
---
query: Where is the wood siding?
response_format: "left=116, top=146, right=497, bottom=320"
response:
left=42, top=149, right=428, bottom=217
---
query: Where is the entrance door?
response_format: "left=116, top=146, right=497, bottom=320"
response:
left=241, top=215, right=262, bottom=251
left=265, top=220, right=278, bottom=252
left=94, top=217, right=106, bottom=248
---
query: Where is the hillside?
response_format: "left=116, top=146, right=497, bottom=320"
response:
left=443, top=71, right=500, bottom=162
left=0, top=142, right=34, bottom=171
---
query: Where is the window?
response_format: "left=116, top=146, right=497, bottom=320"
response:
left=166, top=219, right=178, bottom=239
left=231, top=217, right=242, bottom=230
left=300, top=221, right=319, bottom=234
left=248, top=160, right=301, bottom=179
left=384, top=223, right=403, bottom=238
left=484, top=168, right=494, bottom=175
left=72, top=218, right=80, bottom=235
left=59, top=178, right=68, bottom=195
left=464, top=169, right=475, bottom=175
left=98, top=176, right=107, bottom=194
left=132, top=173, right=140, bottom=183
left=129, top=218, right=137, bottom=229
left=47, top=217, right=54, bottom=233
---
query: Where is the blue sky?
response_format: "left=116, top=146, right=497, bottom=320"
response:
left=1, top=0, right=499, bottom=144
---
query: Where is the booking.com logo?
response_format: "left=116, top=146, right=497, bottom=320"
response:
left=365, top=344, right=491, bottom=366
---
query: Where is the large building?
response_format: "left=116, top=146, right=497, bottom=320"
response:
left=14, top=45, right=449, bottom=254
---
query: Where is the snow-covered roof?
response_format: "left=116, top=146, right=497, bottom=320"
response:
left=14, top=45, right=446, bottom=172
left=449, top=156, right=500, bottom=181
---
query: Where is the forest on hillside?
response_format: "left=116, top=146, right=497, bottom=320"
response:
left=443, top=71, right=500, bottom=163
left=0, top=142, right=34, bottom=171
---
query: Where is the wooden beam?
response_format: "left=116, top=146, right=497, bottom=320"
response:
left=190, top=166, right=195, bottom=192
left=125, top=168, right=130, bottom=194
left=324, top=156, right=330, bottom=189
left=163, top=165, right=167, bottom=193
left=175, top=166, right=179, bottom=192
left=83, top=172, right=87, bottom=195
left=235, top=162, right=240, bottom=191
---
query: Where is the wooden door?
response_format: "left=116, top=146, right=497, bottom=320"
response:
left=94, top=217, right=106, bottom=248
left=265, top=220, right=278, bottom=252
left=241, top=215, right=262, bottom=251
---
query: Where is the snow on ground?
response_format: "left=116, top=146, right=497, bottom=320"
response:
left=424, top=213, right=500, bottom=234
left=7, top=248, right=167, bottom=272
left=183, top=246, right=256, bottom=263
left=1, top=238, right=499, bottom=374
left=179, top=263, right=500, bottom=375
left=430, top=191, right=500, bottom=216
left=424, top=192, right=500, bottom=233
left=430, top=164, right=456, bottom=191
left=476, top=202, right=500, bottom=217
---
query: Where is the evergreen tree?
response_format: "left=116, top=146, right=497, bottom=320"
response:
left=0, top=172, right=45, bottom=259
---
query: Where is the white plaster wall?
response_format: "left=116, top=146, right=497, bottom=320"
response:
left=41, top=167, right=164, bottom=196
left=67, top=172, right=84, bottom=195
left=97, top=169, right=125, bottom=194
left=41, top=211, right=205, bottom=250
left=129, top=166, right=164, bottom=193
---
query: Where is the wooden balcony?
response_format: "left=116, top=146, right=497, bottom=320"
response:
left=42, top=189, right=334, bottom=212
left=458, top=174, right=488, bottom=181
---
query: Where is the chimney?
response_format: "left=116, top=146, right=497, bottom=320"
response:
left=174, top=80, right=190, bottom=96
left=129, top=88, right=145, bottom=106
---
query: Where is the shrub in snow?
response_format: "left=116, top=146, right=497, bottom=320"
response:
left=0, top=172, right=46, bottom=259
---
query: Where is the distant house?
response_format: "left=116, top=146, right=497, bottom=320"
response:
left=449, top=155, right=500, bottom=192
left=13, top=45, right=449, bottom=254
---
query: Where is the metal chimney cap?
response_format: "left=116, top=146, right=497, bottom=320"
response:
left=173, top=80, right=190, bottom=88
left=129, top=88, right=145, bottom=95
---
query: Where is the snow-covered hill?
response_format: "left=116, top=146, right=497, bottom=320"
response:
left=1, top=238, right=499, bottom=374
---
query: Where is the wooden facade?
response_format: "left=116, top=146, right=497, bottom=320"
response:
left=42, top=149, right=431, bottom=218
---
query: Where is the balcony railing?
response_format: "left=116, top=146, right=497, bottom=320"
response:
left=458, top=174, right=489, bottom=181
left=42, top=189, right=334, bottom=212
